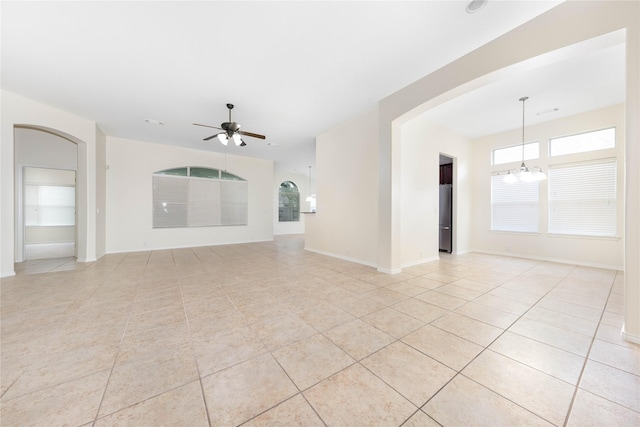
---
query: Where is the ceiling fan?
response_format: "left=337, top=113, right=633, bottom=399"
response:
left=193, top=103, right=266, bottom=147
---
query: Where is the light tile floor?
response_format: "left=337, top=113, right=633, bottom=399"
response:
left=1, top=235, right=639, bottom=426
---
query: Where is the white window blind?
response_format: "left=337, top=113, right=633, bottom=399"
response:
left=491, top=175, right=539, bottom=232
left=25, top=185, right=76, bottom=226
left=153, top=175, right=189, bottom=228
left=221, top=180, right=248, bottom=225
left=188, top=178, right=221, bottom=227
left=152, top=173, right=248, bottom=228
left=548, top=159, right=616, bottom=237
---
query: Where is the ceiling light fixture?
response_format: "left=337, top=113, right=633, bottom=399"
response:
left=503, top=96, right=546, bottom=183
left=217, top=133, right=229, bottom=145
left=305, top=166, right=314, bottom=202
left=194, top=103, right=263, bottom=148
left=466, top=0, right=488, bottom=13
left=232, top=133, right=243, bottom=146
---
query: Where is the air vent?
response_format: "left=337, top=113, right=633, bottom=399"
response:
left=144, top=118, right=165, bottom=125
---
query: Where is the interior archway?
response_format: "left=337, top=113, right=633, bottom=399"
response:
left=13, top=125, right=90, bottom=265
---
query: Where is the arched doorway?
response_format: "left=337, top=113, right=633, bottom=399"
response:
left=13, top=125, right=88, bottom=265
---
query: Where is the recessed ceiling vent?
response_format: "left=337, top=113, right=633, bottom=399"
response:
left=536, top=107, right=560, bottom=116
left=144, top=118, right=164, bottom=125
left=466, top=0, right=488, bottom=13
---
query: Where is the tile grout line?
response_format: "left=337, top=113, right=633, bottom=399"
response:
left=413, top=261, right=579, bottom=424
left=5, top=243, right=632, bottom=426
left=561, top=269, right=620, bottom=427
left=89, top=253, right=150, bottom=426
left=178, top=248, right=213, bottom=427
left=93, top=250, right=182, bottom=423
left=209, top=266, right=329, bottom=426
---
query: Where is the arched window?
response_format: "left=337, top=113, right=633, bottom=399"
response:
left=279, top=181, right=300, bottom=222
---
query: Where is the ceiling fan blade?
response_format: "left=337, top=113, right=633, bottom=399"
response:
left=203, top=132, right=223, bottom=141
left=238, top=130, right=266, bottom=140
left=193, top=123, right=223, bottom=130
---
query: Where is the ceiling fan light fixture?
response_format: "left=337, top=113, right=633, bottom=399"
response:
left=194, top=103, right=266, bottom=146
left=217, top=133, right=229, bottom=145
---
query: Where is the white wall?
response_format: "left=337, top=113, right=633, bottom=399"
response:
left=1, top=90, right=98, bottom=276
left=305, top=107, right=379, bottom=267
left=401, top=118, right=472, bottom=267
left=105, top=136, right=274, bottom=253
left=470, top=104, right=625, bottom=269
left=273, top=169, right=308, bottom=236
left=95, top=125, right=107, bottom=258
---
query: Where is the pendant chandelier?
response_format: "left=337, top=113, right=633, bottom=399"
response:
left=503, top=96, right=546, bottom=183
left=305, top=165, right=317, bottom=212
left=305, top=165, right=315, bottom=202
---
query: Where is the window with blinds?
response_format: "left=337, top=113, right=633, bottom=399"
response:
left=221, top=180, right=249, bottom=225
left=152, top=175, right=189, bottom=228
left=152, top=167, right=248, bottom=228
left=25, top=185, right=76, bottom=226
left=548, top=159, right=616, bottom=237
left=491, top=175, right=539, bottom=232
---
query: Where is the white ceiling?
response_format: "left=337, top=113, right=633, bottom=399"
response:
left=2, top=0, right=602, bottom=173
left=423, top=37, right=626, bottom=138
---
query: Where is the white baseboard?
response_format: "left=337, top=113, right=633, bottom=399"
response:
left=621, top=323, right=640, bottom=344
left=304, top=247, right=378, bottom=269
left=377, top=267, right=403, bottom=275
left=106, top=238, right=275, bottom=255
left=25, top=242, right=75, bottom=260
left=469, top=248, right=623, bottom=271
left=454, top=248, right=471, bottom=255
left=1, top=270, right=16, bottom=278
left=401, top=256, right=440, bottom=269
